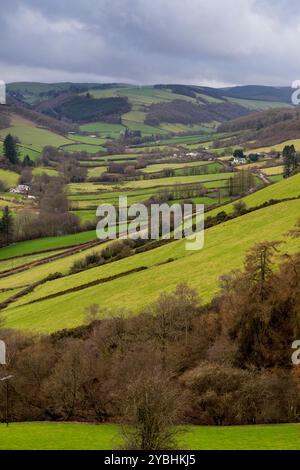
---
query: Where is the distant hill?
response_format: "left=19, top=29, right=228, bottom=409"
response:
left=219, top=85, right=293, bottom=103
left=218, top=107, right=300, bottom=148
left=4, top=82, right=294, bottom=140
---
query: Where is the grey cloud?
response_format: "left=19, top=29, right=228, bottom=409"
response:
left=0, top=0, right=300, bottom=86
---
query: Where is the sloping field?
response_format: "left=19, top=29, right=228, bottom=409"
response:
left=0, top=230, right=97, bottom=259
left=32, top=167, right=61, bottom=177
left=262, top=166, right=284, bottom=176
left=207, top=171, right=300, bottom=218
left=0, top=168, right=19, bottom=189
left=79, top=122, right=125, bottom=137
left=0, top=118, right=71, bottom=151
left=3, top=199, right=300, bottom=332
left=87, top=166, right=108, bottom=178
left=251, top=139, right=300, bottom=153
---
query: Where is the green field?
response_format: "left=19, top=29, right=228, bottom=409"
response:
left=0, top=249, right=66, bottom=272
left=0, top=230, right=98, bottom=260
left=0, top=422, right=299, bottom=450
left=32, top=167, right=61, bottom=177
left=252, top=139, right=300, bottom=153
left=61, top=143, right=106, bottom=153
left=68, top=172, right=234, bottom=194
left=68, top=134, right=106, bottom=146
left=0, top=168, right=20, bottom=189
left=0, top=122, right=71, bottom=151
left=262, top=166, right=283, bottom=176
left=79, top=122, right=125, bottom=137
left=269, top=175, right=284, bottom=183
left=87, top=166, right=108, bottom=178
left=207, top=171, right=300, bottom=219
left=143, top=161, right=221, bottom=173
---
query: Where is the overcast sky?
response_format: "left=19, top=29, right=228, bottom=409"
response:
left=0, top=0, right=299, bottom=86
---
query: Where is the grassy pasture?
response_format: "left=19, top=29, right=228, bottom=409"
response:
left=72, top=210, right=98, bottom=223
left=32, top=167, right=61, bottom=177
left=269, top=175, right=284, bottom=183
left=122, top=119, right=166, bottom=135
left=262, top=166, right=284, bottom=176
left=0, top=230, right=98, bottom=260
left=142, top=161, right=220, bottom=173
left=0, top=250, right=67, bottom=272
left=120, top=172, right=234, bottom=190
left=4, top=199, right=300, bottom=331
left=207, top=171, right=300, bottom=219
left=61, top=143, right=106, bottom=153
left=68, top=134, right=106, bottom=146
left=16, top=144, right=40, bottom=161
left=0, top=422, right=299, bottom=450
left=0, top=168, right=20, bottom=189
left=87, top=166, right=108, bottom=178
left=67, top=173, right=233, bottom=195
left=0, top=119, right=70, bottom=151
left=79, top=122, right=125, bottom=137
left=251, top=139, right=300, bottom=153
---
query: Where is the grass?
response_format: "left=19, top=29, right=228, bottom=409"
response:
left=251, top=139, right=300, bottom=153
left=0, top=230, right=97, bottom=260
left=0, top=116, right=71, bottom=151
left=68, top=134, right=106, bottom=146
left=79, top=122, right=125, bottom=137
left=207, top=171, right=300, bottom=219
left=0, top=168, right=20, bottom=189
left=61, top=143, right=106, bottom=153
left=262, top=165, right=284, bottom=176
left=67, top=173, right=233, bottom=195
left=72, top=210, right=98, bottom=222
left=122, top=119, right=166, bottom=135
left=269, top=174, right=284, bottom=183
left=87, top=166, right=108, bottom=178
left=0, top=422, right=300, bottom=450
left=142, top=161, right=220, bottom=173
left=4, top=199, right=300, bottom=331
left=32, top=167, right=61, bottom=177
left=0, top=250, right=66, bottom=272
left=16, top=144, right=40, bottom=161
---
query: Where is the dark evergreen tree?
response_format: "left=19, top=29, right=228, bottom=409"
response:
left=0, top=206, right=13, bottom=247
left=3, top=134, right=19, bottom=165
left=233, top=148, right=245, bottom=159
left=283, top=145, right=298, bottom=178
left=23, top=155, right=34, bottom=167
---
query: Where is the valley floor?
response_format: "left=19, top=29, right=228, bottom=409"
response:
left=0, top=422, right=300, bottom=450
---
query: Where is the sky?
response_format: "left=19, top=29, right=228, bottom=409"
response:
left=0, top=0, right=299, bottom=87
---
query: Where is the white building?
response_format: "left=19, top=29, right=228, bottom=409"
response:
left=9, top=184, right=30, bottom=194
